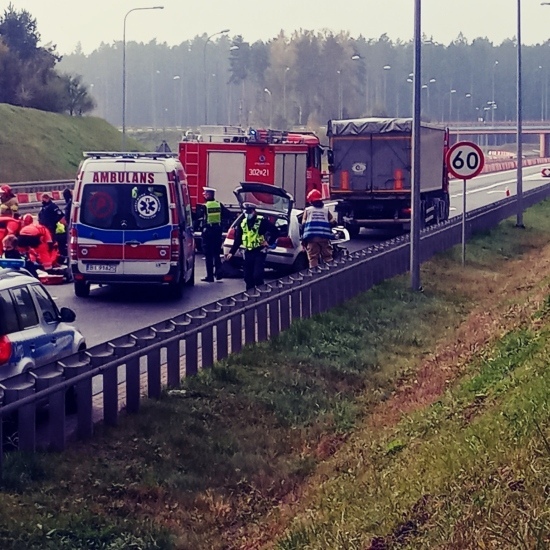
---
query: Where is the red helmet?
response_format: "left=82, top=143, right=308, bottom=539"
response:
left=307, top=189, right=322, bottom=203
left=22, top=214, right=34, bottom=226
left=0, top=184, right=11, bottom=194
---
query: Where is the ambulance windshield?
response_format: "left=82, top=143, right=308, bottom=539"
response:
left=80, top=184, right=169, bottom=230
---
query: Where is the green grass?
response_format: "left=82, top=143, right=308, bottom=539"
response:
left=0, top=104, right=143, bottom=182
left=1, top=201, right=550, bottom=547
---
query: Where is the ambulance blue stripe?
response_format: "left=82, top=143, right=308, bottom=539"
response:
left=74, top=224, right=172, bottom=244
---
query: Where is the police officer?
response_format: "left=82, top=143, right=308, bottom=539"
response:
left=200, top=187, right=225, bottom=282
left=225, top=202, right=278, bottom=291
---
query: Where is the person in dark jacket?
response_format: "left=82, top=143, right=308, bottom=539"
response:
left=62, top=188, right=73, bottom=227
left=225, top=203, right=278, bottom=290
left=38, top=193, right=64, bottom=243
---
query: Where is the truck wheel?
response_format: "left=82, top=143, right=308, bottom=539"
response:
left=74, top=280, right=90, bottom=298
left=346, top=224, right=361, bottom=239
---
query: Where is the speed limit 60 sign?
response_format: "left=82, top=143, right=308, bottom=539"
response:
left=446, top=141, right=485, bottom=180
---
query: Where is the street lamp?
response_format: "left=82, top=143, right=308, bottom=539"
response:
left=422, top=78, right=436, bottom=117
left=203, top=29, right=230, bottom=125
left=122, top=5, right=164, bottom=150
left=337, top=69, right=342, bottom=118
left=264, top=88, right=272, bottom=128
left=448, top=88, right=456, bottom=121
left=173, top=75, right=181, bottom=128
left=383, top=65, right=391, bottom=114
left=283, top=66, right=290, bottom=125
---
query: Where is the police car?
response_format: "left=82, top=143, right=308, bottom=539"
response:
left=0, top=258, right=86, bottom=381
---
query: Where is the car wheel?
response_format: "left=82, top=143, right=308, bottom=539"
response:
left=74, top=280, right=90, bottom=298
left=292, top=252, right=309, bottom=273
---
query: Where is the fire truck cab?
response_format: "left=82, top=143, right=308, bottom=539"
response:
left=178, top=125, right=324, bottom=216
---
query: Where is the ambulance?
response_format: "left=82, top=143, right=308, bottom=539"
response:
left=69, top=152, right=195, bottom=298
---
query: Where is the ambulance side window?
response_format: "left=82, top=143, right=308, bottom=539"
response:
left=172, top=172, right=187, bottom=226
left=181, top=184, right=193, bottom=228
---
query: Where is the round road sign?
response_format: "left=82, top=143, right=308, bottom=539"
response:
left=446, top=141, right=485, bottom=180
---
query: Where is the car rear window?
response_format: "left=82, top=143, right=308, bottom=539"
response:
left=80, top=183, right=169, bottom=230
left=0, top=289, right=18, bottom=335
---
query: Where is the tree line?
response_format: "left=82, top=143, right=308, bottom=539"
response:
left=3, top=2, right=550, bottom=131
left=0, top=3, right=94, bottom=116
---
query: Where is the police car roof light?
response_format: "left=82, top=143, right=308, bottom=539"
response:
left=0, top=258, right=25, bottom=270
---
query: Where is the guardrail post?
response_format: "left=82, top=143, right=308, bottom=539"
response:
left=244, top=291, right=259, bottom=345
left=131, top=329, right=160, bottom=400
left=230, top=295, right=249, bottom=354
left=256, top=288, right=271, bottom=342
left=280, top=286, right=292, bottom=332
left=30, top=364, right=65, bottom=451
left=61, top=355, right=93, bottom=441
left=215, top=300, right=235, bottom=363
left=125, top=356, right=141, bottom=414
left=201, top=303, right=222, bottom=369
left=201, top=324, right=215, bottom=369
left=184, top=309, right=208, bottom=376
left=0, top=375, right=36, bottom=452
left=166, top=341, right=181, bottom=388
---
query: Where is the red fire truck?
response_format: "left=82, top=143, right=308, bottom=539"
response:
left=178, top=126, right=325, bottom=213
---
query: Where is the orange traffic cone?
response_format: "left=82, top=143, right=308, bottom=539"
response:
left=505, top=187, right=510, bottom=197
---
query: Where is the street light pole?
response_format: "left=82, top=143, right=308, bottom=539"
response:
left=122, top=5, right=164, bottom=150
left=383, top=65, right=391, bottom=114
left=337, top=70, right=342, bottom=118
left=410, top=0, right=422, bottom=291
left=517, top=0, right=524, bottom=228
left=264, top=88, right=272, bottom=128
left=203, top=29, right=230, bottom=125
left=173, top=75, right=181, bottom=128
left=283, top=66, right=290, bottom=126
left=448, top=88, right=456, bottom=121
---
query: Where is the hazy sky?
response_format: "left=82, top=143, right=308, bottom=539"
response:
left=6, top=0, right=550, bottom=55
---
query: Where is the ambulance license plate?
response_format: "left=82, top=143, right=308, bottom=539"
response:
left=86, top=264, right=117, bottom=273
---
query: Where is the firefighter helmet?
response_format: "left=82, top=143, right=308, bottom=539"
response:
left=0, top=184, right=12, bottom=194
left=306, top=189, right=323, bottom=203
left=22, top=214, right=34, bottom=226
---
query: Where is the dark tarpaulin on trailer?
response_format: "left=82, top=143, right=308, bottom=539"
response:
left=327, top=117, right=444, bottom=136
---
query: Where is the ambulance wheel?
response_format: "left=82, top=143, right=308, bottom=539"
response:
left=185, top=265, right=195, bottom=287
left=74, top=280, right=90, bottom=298
left=168, top=276, right=184, bottom=299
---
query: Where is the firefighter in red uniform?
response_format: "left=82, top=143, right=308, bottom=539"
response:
left=0, top=215, right=21, bottom=255
left=18, top=214, right=59, bottom=270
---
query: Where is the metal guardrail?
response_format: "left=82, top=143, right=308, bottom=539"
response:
left=7, top=180, right=74, bottom=193
left=1, top=183, right=550, bottom=471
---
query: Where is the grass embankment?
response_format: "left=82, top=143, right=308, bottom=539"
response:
left=0, top=104, right=143, bottom=182
left=1, top=205, right=550, bottom=548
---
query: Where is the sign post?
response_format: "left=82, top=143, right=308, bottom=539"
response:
left=446, top=141, right=485, bottom=265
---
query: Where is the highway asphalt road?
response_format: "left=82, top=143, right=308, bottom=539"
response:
left=48, top=165, right=549, bottom=348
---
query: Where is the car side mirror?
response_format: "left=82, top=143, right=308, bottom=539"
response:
left=60, top=307, right=76, bottom=323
